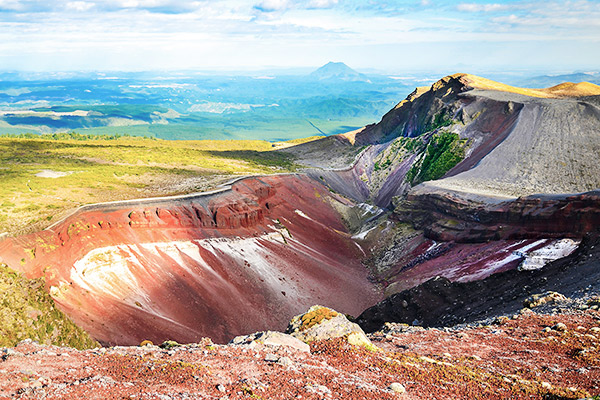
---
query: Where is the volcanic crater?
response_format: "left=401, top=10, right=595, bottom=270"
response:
left=1, top=73, right=600, bottom=350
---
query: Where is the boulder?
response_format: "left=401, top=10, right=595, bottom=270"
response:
left=524, top=291, right=567, bottom=308
left=286, top=305, right=376, bottom=350
left=230, top=331, right=310, bottom=353
left=159, top=340, right=181, bottom=349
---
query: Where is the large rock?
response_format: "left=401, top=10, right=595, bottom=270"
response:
left=230, top=331, right=309, bottom=353
left=524, top=291, right=567, bottom=308
left=286, top=305, right=376, bottom=350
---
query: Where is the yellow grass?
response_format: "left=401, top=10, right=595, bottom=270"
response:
left=270, top=135, right=324, bottom=149
left=451, top=73, right=600, bottom=98
left=339, top=127, right=366, bottom=145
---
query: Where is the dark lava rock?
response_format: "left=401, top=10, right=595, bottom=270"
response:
left=357, top=233, right=600, bottom=333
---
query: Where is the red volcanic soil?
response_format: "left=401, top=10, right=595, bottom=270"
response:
left=0, top=175, right=381, bottom=346
left=373, top=190, right=600, bottom=294
left=382, top=236, right=572, bottom=293
left=1, top=308, right=598, bottom=399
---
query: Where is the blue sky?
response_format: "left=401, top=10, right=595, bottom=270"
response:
left=0, top=0, right=598, bottom=73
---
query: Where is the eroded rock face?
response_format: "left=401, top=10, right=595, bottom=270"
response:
left=370, top=235, right=579, bottom=295
left=395, top=190, right=600, bottom=242
left=357, top=233, right=600, bottom=333
left=358, top=189, right=600, bottom=296
left=0, top=175, right=381, bottom=346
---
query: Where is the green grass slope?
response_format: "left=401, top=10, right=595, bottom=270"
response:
left=0, top=134, right=298, bottom=236
left=0, top=263, right=98, bottom=349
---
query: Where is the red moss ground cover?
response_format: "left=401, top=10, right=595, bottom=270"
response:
left=0, top=310, right=598, bottom=399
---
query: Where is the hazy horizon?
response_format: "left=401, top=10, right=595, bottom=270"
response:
left=0, top=63, right=597, bottom=80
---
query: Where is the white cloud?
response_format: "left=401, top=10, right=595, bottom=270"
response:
left=103, top=0, right=185, bottom=8
left=254, top=0, right=291, bottom=12
left=0, top=0, right=54, bottom=12
left=0, top=0, right=18, bottom=10
left=254, top=0, right=339, bottom=13
left=65, top=1, right=95, bottom=12
left=493, top=13, right=600, bottom=29
left=306, top=0, right=338, bottom=9
left=0, top=0, right=208, bottom=13
left=0, top=0, right=597, bottom=71
left=457, top=3, right=509, bottom=12
left=485, top=0, right=600, bottom=34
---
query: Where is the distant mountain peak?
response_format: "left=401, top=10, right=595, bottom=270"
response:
left=309, top=62, right=368, bottom=82
left=319, top=61, right=353, bottom=70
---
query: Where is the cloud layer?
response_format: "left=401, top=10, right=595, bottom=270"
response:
left=0, top=0, right=598, bottom=71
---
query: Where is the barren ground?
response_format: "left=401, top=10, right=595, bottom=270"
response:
left=1, top=304, right=599, bottom=400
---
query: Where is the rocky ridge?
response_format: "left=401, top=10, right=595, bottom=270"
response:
left=296, top=73, right=600, bottom=208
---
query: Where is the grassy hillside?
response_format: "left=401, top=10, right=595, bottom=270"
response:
left=0, top=263, right=98, bottom=349
left=0, top=134, right=298, bottom=235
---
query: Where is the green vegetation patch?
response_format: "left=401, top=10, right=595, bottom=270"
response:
left=427, top=110, right=453, bottom=132
left=2, top=131, right=150, bottom=141
left=405, top=131, right=468, bottom=185
left=0, top=263, right=98, bottom=349
left=373, top=136, right=425, bottom=172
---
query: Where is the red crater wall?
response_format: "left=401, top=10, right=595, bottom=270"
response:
left=0, top=175, right=381, bottom=345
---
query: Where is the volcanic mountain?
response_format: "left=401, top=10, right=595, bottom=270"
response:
left=1, top=73, right=599, bottom=347
left=309, top=61, right=369, bottom=82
